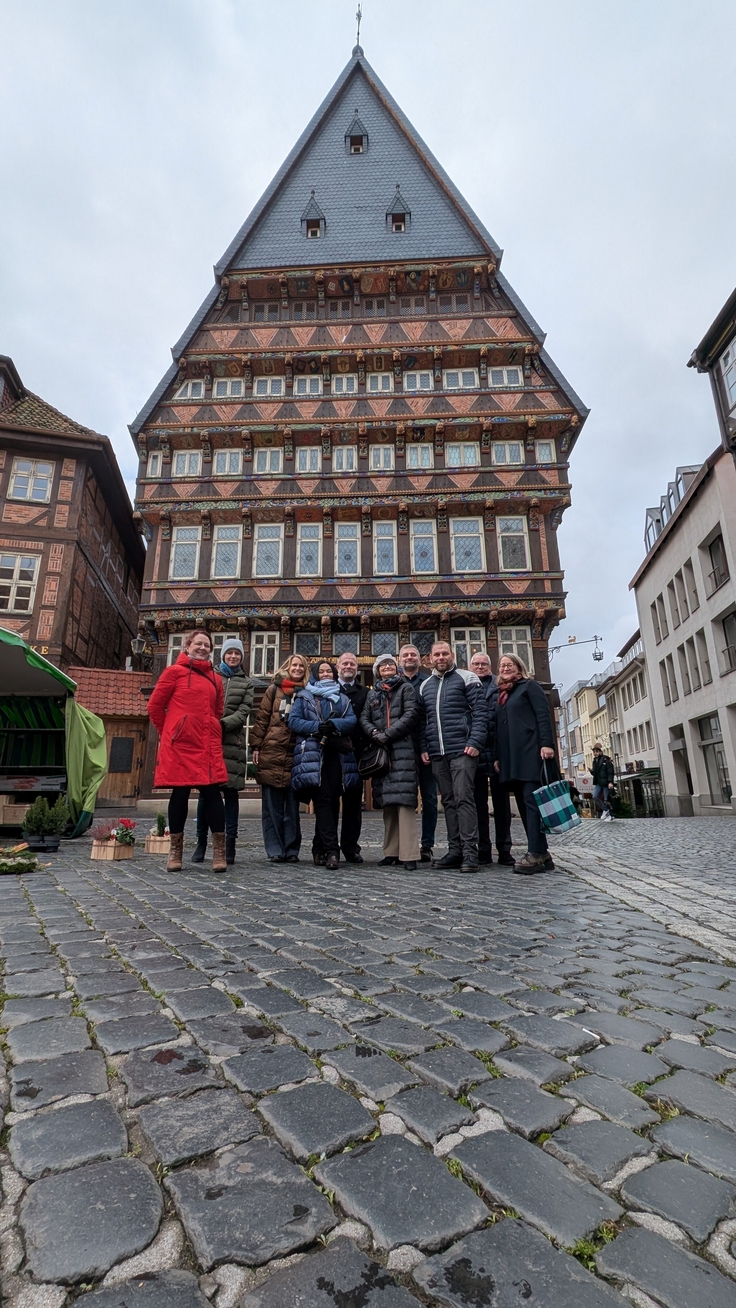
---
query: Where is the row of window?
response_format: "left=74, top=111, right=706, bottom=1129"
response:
left=659, top=625, right=717, bottom=705
left=176, top=365, right=524, bottom=403
left=149, top=439, right=556, bottom=480
left=242, top=291, right=491, bottom=323
left=627, top=721, right=654, bottom=755
left=169, top=515, right=532, bottom=582
left=651, top=539, right=732, bottom=648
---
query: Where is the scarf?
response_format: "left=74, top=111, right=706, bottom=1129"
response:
left=219, top=661, right=239, bottom=678
left=378, top=673, right=402, bottom=692
left=311, top=679, right=342, bottom=703
left=496, top=672, right=523, bottom=706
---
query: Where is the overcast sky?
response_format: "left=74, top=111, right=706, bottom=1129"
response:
left=2, top=0, right=734, bottom=690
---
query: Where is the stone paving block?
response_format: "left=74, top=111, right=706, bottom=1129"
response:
left=408, top=1047, right=492, bottom=1094
left=443, top=991, right=516, bottom=1021
left=562, top=1074, right=658, bottom=1128
left=94, top=1013, right=180, bottom=1054
left=242, top=1235, right=419, bottom=1307
left=185, top=1015, right=273, bottom=1055
left=630, top=1006, right=707, bottom=1037
left=0, top=996, right=72, bottom=1028
left=10, top=1098, right=127, bottom=1179
left=395, top=974, right=455, bottom=999
left=652, top=1115, right=736, bottom=1184
left=269, top=968, right=335, bottom=999
left=274, top=1010, right=353, bottom=1054
left=646, top=1069, right=736, bottom=1131
left=164, top=986, right=236, bottom=1021
left=165, top=1136, right=335, bottom=1269
left=120, top=1044, right=218, bottom=1107
left=493, top=1046, right=573, bottom=1087
left=244, top=986, right=307, bottom=1017
left=20, top=1156, right=163, bottom=1283
left=76, top=1269, right=209, bottom=1307
left=572, top=987, right=631, bottom=1014
left=543, top=1119, right=653, bottom=1186
left=621, top=1158, right=736, bottom=1241
left=464, top=966, right=518, bottom=995
left=378, top=993, right=457, bottom=1027
left=570, top=1011, right=664, bottom=1049
left=431, top=1017, right=509, bottom=1055
left=503, top=1013, right=598, bottom=1057
left=414, top=1217, right=628, bottom=1307
left=314, top=1134, right=487, bottom=1252
left=325, top=1044, right=418, bottom=1100
left=10, top=1049, right=108, bottom=1109
left=507, top=988, right=585, bottom=1016
left=313, top=994, right=377, bottom=1024
left=74, top=971, right=143, bottom=999
left=339, top=973, right=394, bottom=996
left=384, top=1086, right=474, bottom=1144
left=630, top=988, right=705, bottom=1018
left=82, top=993, right=162, bottom=1023
left=656, top=1037, right=736, bottom=1079
left=223, top=1043, right=317, bottom=1094
left=349, top=1016, right=442, bottom=1056
left=450, top=1131, right=623, bottom=1248
left=137, top=1087, right=260, bottom=1165
left=6, top=1015, right=90, bottom=1063
left=596, top=1225, right=736, bottom=1308
left=577, top=1043, right=669, bottom=1086
left=707, top=1030, right=736, bottom=1054
left=470, top=1079, right=573, bottom=1138
left=144, top=967, right=209, bottom=993
left=259, top=1081, right=375, bottom=1161
left=4, top=967, right=66, bottom=997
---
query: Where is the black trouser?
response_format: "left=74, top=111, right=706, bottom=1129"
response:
left=313, top=749, right=343, bottom=860
left=474, top=768, right=512, bottom=860
left=507, top=780, right=548, bottom=855
left=196, top=786, right=239, bottom=840
left=340, top=781, right=363, bottom=859
left=432, top=753, right=479, bottom=863
left=169, top=784, right=225, bottom=835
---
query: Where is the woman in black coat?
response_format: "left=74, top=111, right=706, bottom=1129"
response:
left=493, top=653, right=556, bottom=875
left=360, top=656, right=420, bottom=870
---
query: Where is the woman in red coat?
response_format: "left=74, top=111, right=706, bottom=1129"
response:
left=147, top=629, right=229, bottom=872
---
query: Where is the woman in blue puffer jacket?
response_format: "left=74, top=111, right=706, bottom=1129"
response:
left=290, top=660, right=360, bottom=869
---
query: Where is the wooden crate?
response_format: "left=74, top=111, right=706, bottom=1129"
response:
left=90, top=841, right=134, bottom=861
left=144, top=834, right=170, bottom=855
left=0, top=802, right=31, bottom=827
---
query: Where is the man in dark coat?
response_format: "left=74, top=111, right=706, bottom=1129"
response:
left=336, top=651, right=369, bottom=862
left=591, top=743, right=615, bottom=820
left=419, top=641, right=488, bottom=874
left=469, top=652, right=514, bottom=867
left=399, top=644, right=437, bottom=862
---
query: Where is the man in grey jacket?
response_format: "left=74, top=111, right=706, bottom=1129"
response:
left=419, top=641, right=487, bottom=873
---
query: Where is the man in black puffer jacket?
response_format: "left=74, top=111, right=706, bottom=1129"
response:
left=419, top=641, right=487, bottom=874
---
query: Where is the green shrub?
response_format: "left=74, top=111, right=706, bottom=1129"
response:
left=23, top=797, right=50, bottom=835
left=45, top=796, right=69, bottom=836
left=155, top=812, right=167, bottom=837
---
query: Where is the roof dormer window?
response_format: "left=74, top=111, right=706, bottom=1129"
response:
left=345, top=110, right=368, bottom=154
left=301, top=190, right=325, bottom=240
left=386, top=184, right=410, bottom=234
left=306, top=221, right=321, bottom=239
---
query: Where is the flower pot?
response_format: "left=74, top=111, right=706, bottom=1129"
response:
left=22, top=832, right=46, bottom=851
left=90, top=840, right=134, bottom=861
left=42, top=836, right=61, bottom=852
left=144, top=834, right=171, bottom=855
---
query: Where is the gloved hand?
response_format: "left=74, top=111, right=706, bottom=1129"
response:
left=321, top=720, right=337, bottom=736
left=373, top=731, right=388, bottom=745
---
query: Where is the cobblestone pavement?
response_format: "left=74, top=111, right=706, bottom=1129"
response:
left=3, top=814, right=736, bottom=1307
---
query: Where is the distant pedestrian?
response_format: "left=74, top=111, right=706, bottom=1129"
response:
left=493, top=653, right=556, bottom=875
left=468, top=651, right=514, bottom=867
left=336, top=650, right=369, bottom=864
left=419, top=641, right=487, bottom=874
left=249, top=653, right=310, bottom=863
left=147, top=630, right=229, bottom=873
left=361, top=655, right=420, bottom=869
left=592, top=744, right=615, bottom=821
left=191, top=637, right=254, bottom=867
left=398, top=644, right=437, bottom=861
left=289, top=661, right=360, bottom=870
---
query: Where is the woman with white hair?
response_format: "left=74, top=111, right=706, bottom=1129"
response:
left=360, top=654, right=420, bottom=870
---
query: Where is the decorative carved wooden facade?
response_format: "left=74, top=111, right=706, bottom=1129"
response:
left=130, top=46, right=587, bottom=683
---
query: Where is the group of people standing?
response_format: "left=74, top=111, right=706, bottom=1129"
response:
left=147, top=630, right=557, bottom=876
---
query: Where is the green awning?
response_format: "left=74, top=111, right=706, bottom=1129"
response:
left=0, top=627, right=77, bottom=695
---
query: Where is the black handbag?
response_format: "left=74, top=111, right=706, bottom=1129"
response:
left=358, top=742, right=390, bottom=779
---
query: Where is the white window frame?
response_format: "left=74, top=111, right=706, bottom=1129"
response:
left=169, top=525, right=201, bottom=580
left=173, top=379, right=205, bottom=400
left=8, top=458, right=55, bottom=504
left=254, top=448, right=283, bottom=475
left=253, top=524, right=284, bottom=579
left=335, top=522, right=361, bottom=577
left=499, top=625, right=532, bottom=669
left=369, top=444, right=395, bottom=472
left=296, top=522, right=322, bottom=578
left=146, top=451, right=162, bottom=478
left=213, top=448, right=243, bottom=477
left=443, top=368, right=479, bottom=391
left=720, top=340, right=736, bottom=414
left=446, top=442, right=481, bottom=468
left=306, top=220, right=321, bottom=239
left=403, top=370, right=434, bottom=392
left=489, top=365, right=523, bottom=388
left=497, top=515, right=531, bottom=572
left=410, top=519, right=438, bottom=575
left=535, top=439, right=555, bottom=464
left=294, top=374, right=323, bottom=397
left=167, top=634, right=185, bottom=665
left=172, top=450, right=202, bottom=478
left=212, top=377, right=245, bottom=399
left=296, top=446, right=322, bottom=474
left=491, top=441, right=524, bottom=466
left=253, top=376, right=285, bottom=398
left=331, top=373, right=359, bottom=396
left=250, top=632, right=279, bottom=677
left=451, top=626, right=486, bottom=669
left=373, top=521, right=397, bottom=575
left=367, top=371, right=394, bottom=394
left=450, top=516, right=486, bottom=573
left=210, top=524, right=242, bottom=579
left=332, top=446, right=357, bottom=474
left=407, top=443, right=435, bottom=470
left=0, top=552, right=41, bottom=614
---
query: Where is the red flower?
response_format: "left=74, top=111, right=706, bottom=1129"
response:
left=118, top=818, right=136, bottom=829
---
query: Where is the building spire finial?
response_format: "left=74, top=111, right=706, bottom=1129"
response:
left=353, top=2, right=363, bottom=55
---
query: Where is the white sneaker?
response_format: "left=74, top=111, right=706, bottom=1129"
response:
left=601, top=811, right=612, bottom=822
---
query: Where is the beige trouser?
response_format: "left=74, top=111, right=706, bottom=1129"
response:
left=382, top=805, right=420, bottom=862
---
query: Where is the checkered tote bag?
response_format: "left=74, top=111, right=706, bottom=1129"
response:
left=533, top=765, right=582, bottom=835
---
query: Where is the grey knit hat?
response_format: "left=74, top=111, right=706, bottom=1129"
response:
left=373, top=653, right=398, bottom=678
left=220, top=637, right=244, bottom=659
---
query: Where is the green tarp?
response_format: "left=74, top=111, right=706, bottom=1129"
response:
left=64, top=699, right=108, bottom=832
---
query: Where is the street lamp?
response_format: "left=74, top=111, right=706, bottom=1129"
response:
left=549, top=635, right=605, bottom=663
left=130, top=634, right=146, bottom=657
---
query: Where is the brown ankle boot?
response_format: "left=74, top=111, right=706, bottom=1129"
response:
left=167, top=831, right=184, bottom=871
left=212, top=831, right=227, bottom=873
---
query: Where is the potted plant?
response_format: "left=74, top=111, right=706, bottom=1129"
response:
left=90, top=817, right=136, bottom=861
left=145, top=811, right=170, bottom=855
left=22, top=797, right=51, bottom=850
left=42, top=796, right=69, bottom=852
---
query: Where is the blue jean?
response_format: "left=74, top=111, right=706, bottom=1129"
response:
left=593, top=784, right=612, bottom=815
left=419, top=761, right=438, bottom=850
left=261, top=783, right=301, bottom=860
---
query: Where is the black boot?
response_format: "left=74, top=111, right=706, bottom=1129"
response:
left=191, top=829, right=207, bottom=863
left=226, top=835, right=236, bottom=866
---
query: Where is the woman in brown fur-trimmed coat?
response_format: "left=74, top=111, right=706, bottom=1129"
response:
left=249, top=653, right=309, bottom=863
